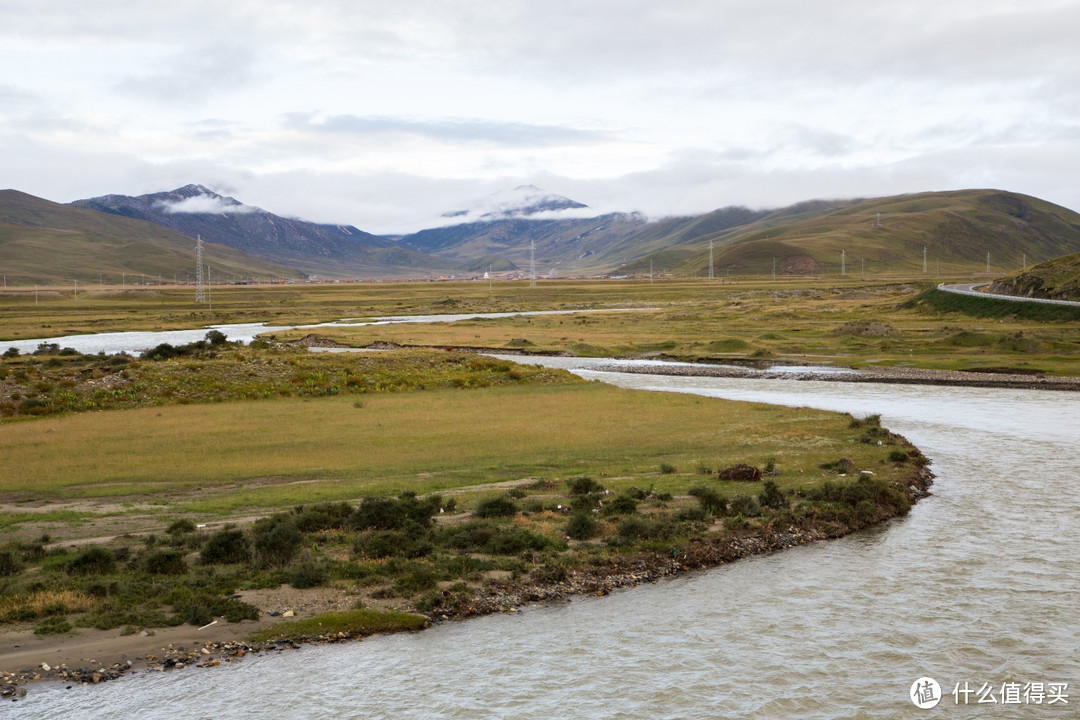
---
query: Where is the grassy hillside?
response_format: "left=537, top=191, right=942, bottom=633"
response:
left=0, top=190, right=304, bottom=285
left=988, top=252, right=1080, bottom=301
left=651, top=190, right=1080, bottom=278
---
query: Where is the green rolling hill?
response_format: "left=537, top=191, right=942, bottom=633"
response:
left=989, top=252, right=1080, bottom=301
left=0, top=190, right=304, bottom=285
left=653, top=190, right=1080, bottom=278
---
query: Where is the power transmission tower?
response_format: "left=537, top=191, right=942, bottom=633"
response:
left=196, top=235, right=206, bottom=302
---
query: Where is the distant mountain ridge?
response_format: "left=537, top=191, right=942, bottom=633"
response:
left=0, top=189, right=302, bottom=285
left=71, top=185, right=447, bottom=278
left=8, top=184, right=1080, bottom=283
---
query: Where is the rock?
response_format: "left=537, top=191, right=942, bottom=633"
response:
left=282, top=610, right=294, bottom=618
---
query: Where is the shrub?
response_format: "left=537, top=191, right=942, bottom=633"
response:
left=474, top=495, right=518, bottom=518
left=66, top=547, right=116, bottom=576
left=252, top=516, right=302, bottom=568
left=729, top=495, right=761, bottom=517
left=568, top=476, right=604, bottom=495
left=353, top=524, right=433, bottom=559
left=676, top=506, right=708, bottom=522
left=287, top=561, right=329, bottom=589
left=167, top=518, right=197, bottom=535
left=565, top=512, right=600, bottom=540
left=0, top=549, right=21, bottom=577
left=688, top=485, right=727, bottom=516
left=614, top=515, right=675, bottom=541
left=758, top=480, right=788, bottom=509
left=142, top=549, right=188, bottom=575
left=200, top=528, right=251, bottom=565
left=350, top=494, right=439, bottom=531
left=293, top=502, right=355, bottom=533
left=888, top=449, right=909, bottom=463
left=600, top=493, right=639, bottom=517
left=34, top=616, right=73, bottom=636
left=659, top=462, right=677, bottom=474
left=819, top=458, right=855, bottom=474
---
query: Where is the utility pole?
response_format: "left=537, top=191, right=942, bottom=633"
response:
left=1022, top=254, right=1026, bottom=271
left=841, top=249, right=846, bottom=276
left=74, top=279, right=77, bottom=299
left=986, top=252, right=990, bottom=273
left=708, top=239, right=714, bottom=280
left=772, top=257, right=776, bottom=281
left=529, top=239, right=536, bottom=288
left=196, top=235, right=206, bottom=302
left=650, top=259, right=654, bottom=285
left=923, top=247, right=927, bottom=274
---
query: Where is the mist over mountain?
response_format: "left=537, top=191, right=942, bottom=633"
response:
left=71, top=185, right=446, bottom=278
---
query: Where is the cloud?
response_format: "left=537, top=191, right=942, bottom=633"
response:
left=155, top=195, right=256, bottom=215
left=116, top=43, right=259, bottom=104
left=280, top=113, right=609, bottom=147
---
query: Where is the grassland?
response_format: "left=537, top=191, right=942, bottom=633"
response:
left=0, top=333, right=926, bottom=659
left=2, top=275, right=1078, bottom=375
left=0, top=273, right=1070, bottom=679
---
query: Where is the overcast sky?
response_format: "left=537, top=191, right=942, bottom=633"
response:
left=2, top=1, right=1079, bottom=233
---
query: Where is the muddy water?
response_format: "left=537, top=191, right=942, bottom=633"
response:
left=9, top=361, right=1080, bottom=718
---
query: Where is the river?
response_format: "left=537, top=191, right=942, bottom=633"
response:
left=5, top=337, right=1080, bottom=718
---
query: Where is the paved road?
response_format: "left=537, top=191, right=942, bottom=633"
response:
left=937, top=282, right=1080, bottom=307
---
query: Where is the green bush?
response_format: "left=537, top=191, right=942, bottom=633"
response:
left=351, top=494, right=439, bottom=531
left=353, top=524, right=433, bottom=559
left=565, top=512, right=600, bottom=540
left=730, top=495, right=761, bottom=517
left=34, top=616, right=73, bottom=636
left=66, top=547, right=116, bottom=576
left=474, top=495, right=518, bottom=518
left=613, top=515, right=676, bottom=541
left=293, top=502, right=355, bottom=533
left=659, top=462, right=677, bottom=474
left=568, top=476, right=604, bottom=495
left=0, top=549, right=21, bottom=577
left=200, top=528, right=251, bottom=565
left=287, top=561, right=329, bottom=589
left=142, top=549, right=188, bottom=575
left=166, top=518, right=197, bottom=535
left=252, top=516, right=302, bottom=568
left=600, top=493, right=639, bottom=517
left=758, top=480, right=788, bottom=509
left=688, top=485, right=727, bottom=516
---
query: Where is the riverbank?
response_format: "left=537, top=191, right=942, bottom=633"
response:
left=595, top=359, right=1080, bottom=391
left=1, top=458, right=933, bottom=698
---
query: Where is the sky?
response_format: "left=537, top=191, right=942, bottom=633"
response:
left=2, top=0, right=1080, bottom=234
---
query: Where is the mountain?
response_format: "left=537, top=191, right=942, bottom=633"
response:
left=440, top=185, right=589, bottom=222
left=0, top=189, right=302, bottom=285
left=660, top=190, right=1080, bottom=277
left=989, top=252, right=1080, bottom=301
left=396, top=189, right=1080, bottom=279
left=71, top=185, right=450, bottom=278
